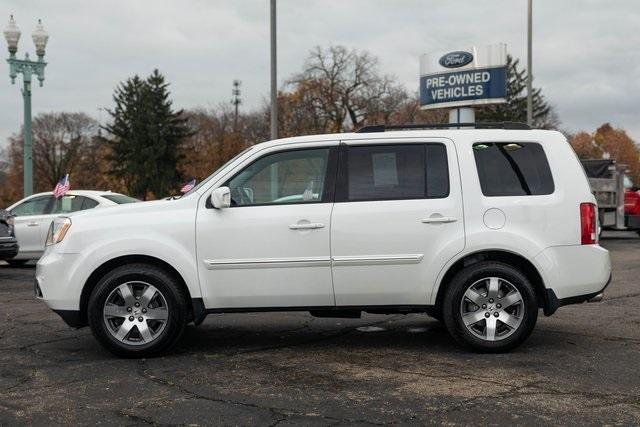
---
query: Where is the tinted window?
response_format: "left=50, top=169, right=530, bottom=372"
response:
left=228, top=148, right=331, bottom=206
left=344, top=144, right=449, bottom=201
left=11, top=196, right=52, bottom=216
left=425, top=144, right=449, bottom=198
left=50, top=195, right=97, bottom=214
left=473, top=142, right=554, bottom=196
left=102, top=194, right=140, bottom=204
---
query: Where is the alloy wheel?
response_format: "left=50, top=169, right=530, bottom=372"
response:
left=459, top=277, right=524, bottom=341
left=103, top=281, right=169, bottom=346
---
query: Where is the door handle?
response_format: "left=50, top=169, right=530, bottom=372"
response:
left=27, top=222, right=39, bottom=227
left=421, top=216, right=457, bottom=224
left=289, top=222, right=325, bottom=230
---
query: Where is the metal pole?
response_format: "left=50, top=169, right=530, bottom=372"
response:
left=526, top=0, right=533, bottom=126
left=448, top=107, right=475, bottom=128
left=270, top=0, right=278, bottom=140
left=22, top=78, right=33, bottom=196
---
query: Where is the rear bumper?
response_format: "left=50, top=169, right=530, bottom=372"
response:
left=544, top=273, right=612, bottom=316
left=0, top=239, right=19, bottom=260
left=535, top=244, right=612, bottom=314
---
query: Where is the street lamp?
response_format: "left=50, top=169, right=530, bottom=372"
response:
left=3, top=15, right=49, bottom=197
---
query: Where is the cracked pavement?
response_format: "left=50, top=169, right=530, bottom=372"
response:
left=0, top=233, right=639, bottom=425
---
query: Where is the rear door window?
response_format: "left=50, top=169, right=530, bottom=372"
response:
left=49, top=195, right=98, bottom=214
left=338, top=143, right=449, bottom=202
left=473, top=142, right=554, bottom=196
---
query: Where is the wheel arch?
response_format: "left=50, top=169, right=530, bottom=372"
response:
left=433, top=249, right=551, bottom=316
left=78, top=254, right=194, bottom=327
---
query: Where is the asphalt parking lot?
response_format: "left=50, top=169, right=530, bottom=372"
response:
left=1, top=233, right=639, bottom=426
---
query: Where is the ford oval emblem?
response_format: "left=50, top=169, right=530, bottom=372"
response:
left=439, top=51, right=474, bottom=68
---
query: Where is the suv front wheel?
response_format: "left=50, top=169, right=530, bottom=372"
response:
left=87, top=263, right=189, bottom=357
left=442, top=262, right=538, bottom=352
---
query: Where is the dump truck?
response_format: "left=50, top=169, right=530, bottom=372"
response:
left=581, top=159, right=639, bottom=235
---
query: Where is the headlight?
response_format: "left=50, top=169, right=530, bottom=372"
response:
left=46, top=217, right=72, bottom=246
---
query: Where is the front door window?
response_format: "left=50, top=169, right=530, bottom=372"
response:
left=227, top=148, right=331, bottom=206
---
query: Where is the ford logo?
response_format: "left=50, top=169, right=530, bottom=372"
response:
left=439, top=51, right=474, bottom=68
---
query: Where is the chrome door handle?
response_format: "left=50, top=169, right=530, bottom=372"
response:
left=27, top=222, right=39, bottom=227
left=421, top=216, right=457, bottom=224
left=289, top=222, right=325, bottom=230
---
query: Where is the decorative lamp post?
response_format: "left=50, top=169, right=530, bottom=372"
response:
left=3, top=15, right=49, bottom=197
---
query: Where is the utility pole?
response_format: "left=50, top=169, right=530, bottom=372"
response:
left=270, top=0, right=277, bottom=140
left=232, top=80, right=241, bottom=133
left=97, top=107, right=103, bottom=137
left=527, top=0, right=533, bottom=126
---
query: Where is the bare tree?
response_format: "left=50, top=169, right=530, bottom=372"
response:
left=4, top=112, right=100, bottom=193
left=288, top=45, right=408, bottom=132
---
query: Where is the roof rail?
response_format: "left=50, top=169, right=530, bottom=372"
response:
left=356, top=122, right=531, bottom=133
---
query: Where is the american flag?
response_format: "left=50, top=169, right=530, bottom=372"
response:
left=180, top=179, right=196, bottom=193
left=53, top=174, right=70, bottom=198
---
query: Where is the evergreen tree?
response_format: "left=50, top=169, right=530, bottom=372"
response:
left=102, top=70, right=191, bottom=199
left=476, top=55, right=559, bottom=129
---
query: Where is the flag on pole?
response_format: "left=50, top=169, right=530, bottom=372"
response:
left=180, top=179, right=196, bottom=193
left=53, top=174, right=70, bottom=198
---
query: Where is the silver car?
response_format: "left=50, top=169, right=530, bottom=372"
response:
left=5, top=190, right=139, bottom=265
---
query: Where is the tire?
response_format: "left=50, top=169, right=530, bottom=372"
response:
left=6, top=259, right=28, bottom=267
left=442, top=262, right=538, bottom=353
left=88, top=263, right=189, bottom=357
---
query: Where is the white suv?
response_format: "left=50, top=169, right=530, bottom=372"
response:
left=36, top=124, right=612, bottom=356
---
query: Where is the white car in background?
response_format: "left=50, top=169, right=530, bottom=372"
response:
left=5, top=190, right=139, bottom=265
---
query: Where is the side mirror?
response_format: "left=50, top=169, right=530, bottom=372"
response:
left=210, top=186, right=231, bottom=209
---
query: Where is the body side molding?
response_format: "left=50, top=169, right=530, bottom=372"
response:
left=204, top=254, right=424, bottom=269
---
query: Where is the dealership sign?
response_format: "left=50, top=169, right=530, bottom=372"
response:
left=420, top=44, right=507, bottom=110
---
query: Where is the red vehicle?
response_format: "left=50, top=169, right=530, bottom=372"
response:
left=625, top=188, right=640, bottom=235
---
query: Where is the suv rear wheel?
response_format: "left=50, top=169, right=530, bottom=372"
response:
left=88, top=263, right=189, bottom=357
left=442, top=262, right=538, bottom=352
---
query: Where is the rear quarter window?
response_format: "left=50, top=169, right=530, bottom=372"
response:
left=101, top=194, right=140, bottom=204
left=473, top=142, right=554, bottom=196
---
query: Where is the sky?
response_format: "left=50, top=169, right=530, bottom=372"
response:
left=0, top=0, right=639, bottom=148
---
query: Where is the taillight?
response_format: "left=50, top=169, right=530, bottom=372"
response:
left=580, top=202, right=597, bottom=245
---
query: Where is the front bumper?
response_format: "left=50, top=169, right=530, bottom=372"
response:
left=625, top=214, right=640, bottom=230
left=36, top=251, right=83, bottom=311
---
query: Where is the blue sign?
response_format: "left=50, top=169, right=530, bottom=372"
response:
left=419, top=66, right=507, bottom=108
left=439, top=51, right=474, bottom=68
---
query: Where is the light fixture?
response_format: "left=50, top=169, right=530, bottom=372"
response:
left=3, top=15, right=21, bottom=55
left=31, top=19, right=48, bottom=58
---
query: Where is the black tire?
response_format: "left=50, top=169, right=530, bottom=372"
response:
left=88, top=263, right=189, bottom=357
left=442, top=261, right=538, bottom=353
left=6, top=259, right=28, bottom=267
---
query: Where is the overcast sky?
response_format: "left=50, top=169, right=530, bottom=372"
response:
left=1, top=0, right=639, bottom=148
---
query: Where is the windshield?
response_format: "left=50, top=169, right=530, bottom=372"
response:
left=623, top=175, right=633, bottom=189
left=182, top=146, right=253, bottom=196
left=102, top=194, right=141, bottom=204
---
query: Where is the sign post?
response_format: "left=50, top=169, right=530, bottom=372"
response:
left=419, top=44, right=507, bottom=126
